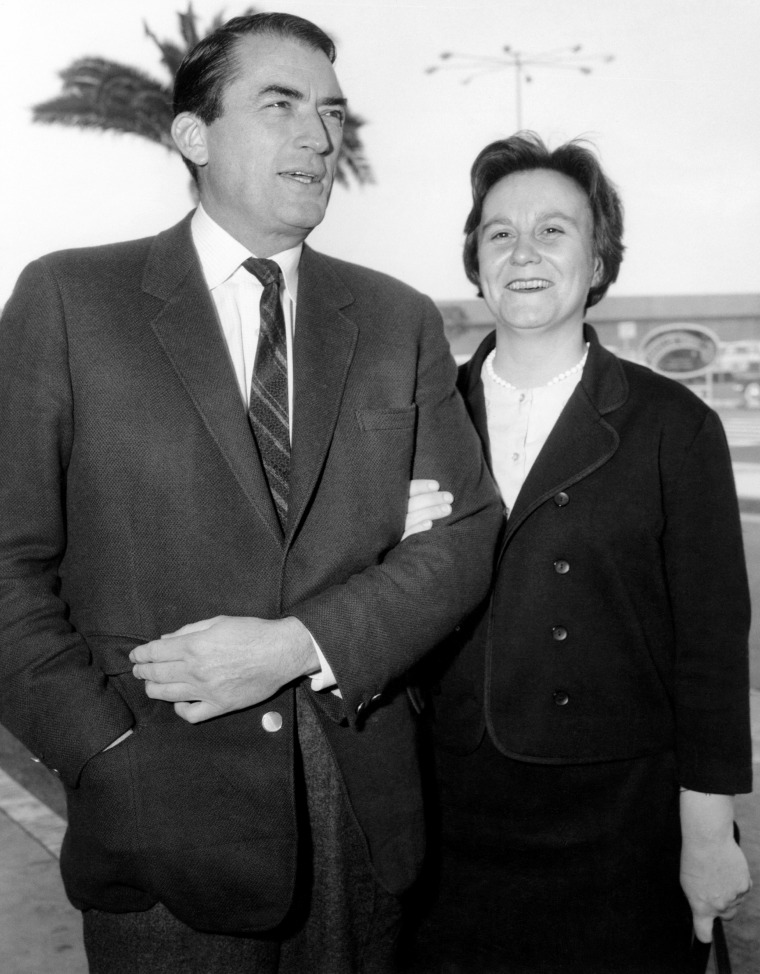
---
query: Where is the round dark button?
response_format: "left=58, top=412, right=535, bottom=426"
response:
left=554, top=491, right=570, bottom=507
left=554, top=559, right=570, bottom=575
left=553, top=690, right=570, bottom=706
left=552, top=625, right=568, bottom=641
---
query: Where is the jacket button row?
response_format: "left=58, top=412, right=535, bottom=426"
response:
left=553, top=559, right=570, bottom=574
left=552, top=625, right=568, bottom=641
left=554, top=491, right=570, bottom=507
left=553, top=690, right=570, bottom=706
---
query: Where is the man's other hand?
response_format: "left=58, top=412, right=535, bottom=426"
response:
left=130, top=616, right=317, bottom=723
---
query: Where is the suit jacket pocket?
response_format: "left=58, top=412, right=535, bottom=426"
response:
left=61, top=697, right=300, bottom=931
left=355, top=405, right=417, bottom=431
left=83, top=632, right=165, bottom=725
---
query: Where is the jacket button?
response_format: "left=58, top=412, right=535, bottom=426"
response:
left=262, top=711, right=283, bottom=733
left=552, top=625, right=568, bottom=641
left=553, top=559, right=570, bottom=574
left=554, top=491, right=570, bottom=507
left=553, top=690, right=570, bottom=706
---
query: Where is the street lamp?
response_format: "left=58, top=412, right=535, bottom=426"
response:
left=425, top=45, right=614, bottom=129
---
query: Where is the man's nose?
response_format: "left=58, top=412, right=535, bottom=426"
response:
left=298, top=112, right=331, bottom=154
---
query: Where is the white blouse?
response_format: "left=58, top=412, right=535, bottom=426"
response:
left=482, top=348, right=587, bottom=514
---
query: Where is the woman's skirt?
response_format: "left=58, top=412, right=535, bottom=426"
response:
left=412, top=735, right=694, bottom=974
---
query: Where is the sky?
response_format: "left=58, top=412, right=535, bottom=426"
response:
left=1, top=0, right=758, bottom=303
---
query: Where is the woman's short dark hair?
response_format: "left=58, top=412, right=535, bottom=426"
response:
left=173, top=13, right=336, bottom=180
left=463, top=132, right=624, bottom=309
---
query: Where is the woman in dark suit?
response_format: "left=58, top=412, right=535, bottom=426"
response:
left=414, top=133, right=753, bottom=974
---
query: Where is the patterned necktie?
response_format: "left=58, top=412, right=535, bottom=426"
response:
left=243, top=257, right=289, bottom=528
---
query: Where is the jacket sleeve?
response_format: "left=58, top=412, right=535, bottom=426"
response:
left=662, top=407, right=752, bottom=794
left=290, top=296, right=503, bottom=725
left=0, top=260, right=135, bottom=786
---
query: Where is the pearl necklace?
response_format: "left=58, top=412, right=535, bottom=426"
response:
left=485, top=343, right=589, bottom=391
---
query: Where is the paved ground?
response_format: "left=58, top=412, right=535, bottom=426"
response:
left=0, top=768, right=85, bottom=972
left=0, top=706, right=755, bottom=973
left=1, top=411, right=759, bottom=972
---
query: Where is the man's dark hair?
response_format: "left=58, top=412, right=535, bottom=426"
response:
left=173, top=13, right=336, bottom=181
left=463, top=131, right=625, bottom=309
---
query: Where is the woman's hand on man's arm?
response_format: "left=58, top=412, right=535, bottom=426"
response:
left=402, top=480, right=453, bottom=540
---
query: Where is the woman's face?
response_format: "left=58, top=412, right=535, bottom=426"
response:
left=477, top=168, right=602, bottom=339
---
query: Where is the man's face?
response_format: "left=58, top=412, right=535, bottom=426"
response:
left=183, top=33, right=346, bottom=256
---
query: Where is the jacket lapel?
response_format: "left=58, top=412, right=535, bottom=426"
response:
left=287, top=247, right=358, bottom=542
left=142, top=214, right=283, bottom=542
left=462, top=327, right=629, bottom=542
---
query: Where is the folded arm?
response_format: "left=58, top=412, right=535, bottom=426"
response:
left=129, top=480, right=454, bottom=720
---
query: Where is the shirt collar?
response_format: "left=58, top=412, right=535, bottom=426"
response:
left=191, top=203, right=301, bottom=303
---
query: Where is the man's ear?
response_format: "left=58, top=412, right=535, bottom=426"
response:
left=171, top=112, right=209, bottom=168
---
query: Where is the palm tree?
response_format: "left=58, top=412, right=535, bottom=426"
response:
left=31, top=4, right=374, bottom=187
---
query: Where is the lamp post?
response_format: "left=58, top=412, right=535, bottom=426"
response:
left=425, top=45, right=614, bottom=129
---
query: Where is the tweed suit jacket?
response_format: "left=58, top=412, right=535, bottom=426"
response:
left=0, top=213, right=502, bottom=933
left=431, top=326, right=752, bottom=796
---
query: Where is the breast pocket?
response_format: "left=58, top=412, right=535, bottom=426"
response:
left=355, top=405, right=417, bottom=432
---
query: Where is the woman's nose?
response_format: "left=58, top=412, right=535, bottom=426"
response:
left=510, top=235, right=540, bottom=265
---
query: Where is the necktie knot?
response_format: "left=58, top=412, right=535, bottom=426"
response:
left=243, top=257, right=281, bottom=289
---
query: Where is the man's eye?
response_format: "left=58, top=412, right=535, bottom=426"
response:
left=322, top=109, right=345, bottom=126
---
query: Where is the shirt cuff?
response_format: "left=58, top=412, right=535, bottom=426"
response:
left=308, top=637, right=342, bottom=698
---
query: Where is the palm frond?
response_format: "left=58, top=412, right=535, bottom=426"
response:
left=33, top=58, right=174, bottom=149
left=143, top=22, right=187, bottom=80
left=177, top=4, right=202, bottom=48
left=334, top=115, right=374, bottom=186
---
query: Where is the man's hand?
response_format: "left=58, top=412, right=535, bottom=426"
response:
left=129, top=616, right=318, bottom=723
left=402, top=480, right=452, bottom=540
left=680, top=790, right=753, bottom=942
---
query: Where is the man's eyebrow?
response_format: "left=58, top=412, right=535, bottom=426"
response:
left=319, top=95, right=348, bottom=109
left=257, top=85, right=348, bottom=110
left=258, top=84, right=305, bottom=100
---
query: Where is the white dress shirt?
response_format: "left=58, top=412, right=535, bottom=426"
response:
left=191, top=205, right=337, bottom=692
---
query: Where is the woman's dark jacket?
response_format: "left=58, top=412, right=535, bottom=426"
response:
left=434, top=325, right=752, bottom=794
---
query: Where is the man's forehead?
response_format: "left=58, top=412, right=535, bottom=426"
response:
left=229, top=32, right=341, bottom=88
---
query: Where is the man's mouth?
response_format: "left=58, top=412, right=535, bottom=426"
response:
left=280, top=171, right=322, bottom=184
left=506, top=279, right=552, bottom=292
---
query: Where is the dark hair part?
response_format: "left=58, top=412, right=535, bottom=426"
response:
left=463, top=131, right=624, bottom=309
left=173, top=13, right=336, bottom=181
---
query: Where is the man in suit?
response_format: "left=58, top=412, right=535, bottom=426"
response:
left=0, top=12, right=500, bottom=974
